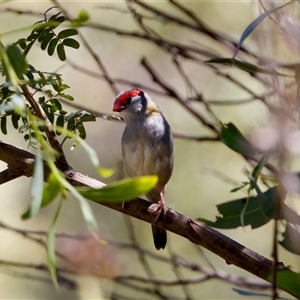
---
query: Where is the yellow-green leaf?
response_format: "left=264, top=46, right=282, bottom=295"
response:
left=78, top=176, right=158, bottom=203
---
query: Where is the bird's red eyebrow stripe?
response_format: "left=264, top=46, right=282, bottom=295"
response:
left=116, top=89, right=141, bottom=104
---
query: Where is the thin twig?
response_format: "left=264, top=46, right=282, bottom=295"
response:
left=124, top=216, right=167, bottom=299
left=141, top=57, right=220, bottom=134
left=167, top=241, right=193, bottom=300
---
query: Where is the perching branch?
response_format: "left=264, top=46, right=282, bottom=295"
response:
left=0, top=141, right=292, bottom=296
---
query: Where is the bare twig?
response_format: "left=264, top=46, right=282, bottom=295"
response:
left=123, top=216, right=167, bottom=299
left=0, top=221, right=277, bottom=291
left=141, top=57, right=220, bottom=134
left=130, top=0, right=257, bottom=58
left=167, top=241, right=193, bottom=300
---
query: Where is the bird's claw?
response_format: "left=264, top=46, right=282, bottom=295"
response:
left=154, top=199, right=167, bottom=221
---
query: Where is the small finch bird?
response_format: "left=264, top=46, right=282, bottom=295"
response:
left=113, top=88, right=174, bottom=250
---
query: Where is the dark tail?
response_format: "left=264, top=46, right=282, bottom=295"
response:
left=151, top=225, right=167, bottom=250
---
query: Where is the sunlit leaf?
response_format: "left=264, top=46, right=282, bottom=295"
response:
left=41, top=173, right=62, bottom=207
left=78, top=10, right=89, bottom=22
left=78, top=176, right=158, bottom=203
left=98, top=167, right=115, bottom=178
left=59, top=93, right=74, bottom=101
left=71, top=10, right=90, bottom=27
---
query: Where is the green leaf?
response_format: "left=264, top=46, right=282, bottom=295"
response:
left=56, top=43, right=66, bottom=61
left=58, top=29, right=78, bottom=39
left=23, top=133, right=30, bottom=141
left=22, top=150, right=44, bottom=219
left=197, top=186, right=281, bottom=229
left=268, top=269, right=300, bottom=299
left=41, top=173, right=62, bottom=207
left=59, top=109, right=68, bottom=116
left=55, top=16, right=66, bottom=25
left=71, top=10, right=90, bottom=27
left=4, top=44, right=28, bottom=79
left=78, top=176, right=158, bottom=203
left=62, top=38, right=80, bottom=49
left=47, top=199, right=62, bottom=288
left=47, top=38, right=59, bottom=56
left=16, top=38, right=27, bottom=49
left=98, top=168, right=115, bottom=178
left=48, top=12, right=61, bottom=23
left=233, top=2, right=291, bottom=58
left=48, top=14, right=65, bottom=30
left=51, top=80, right=60, bottom=92
left=11, top=114, right=20, bottom=129
left=220, top=123, right=254, bottom=156
left=38, top=28, right=51, bottom=42
left=1, top=116, right=7, bottom=135
left=59, top=93, right=74, bottom=101
left=40, top=32, right=55, bottom=50
left=206, top=58, right=286, bottom=76
left=67, top=115, right=75, bottom=130
left=252, top=153, right=269, bottom=180
left=79, top=112, right=96, bottom=123
left=280, top=223, right=300, bottom=255
left=56, top=115, right=64, bottom=136
left=49, top=98, right=62, bottom=111
left=77, top=123, right=86, bottom=139
left=78, top=10, right=89, bottom=23
left=57, top=84, right=70, bottom=92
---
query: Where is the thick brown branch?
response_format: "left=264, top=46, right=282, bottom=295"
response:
left=0, top=141, right=291, bottom=296
left=0, top=141, right=104, bottom=188
left=0, top=168, right=22, bottom=184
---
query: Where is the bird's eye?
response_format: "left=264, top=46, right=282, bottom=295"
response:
left=126, top=97, right=131, bottom=104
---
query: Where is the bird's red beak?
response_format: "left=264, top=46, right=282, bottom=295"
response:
left=113, top=100, right=125, bottom=112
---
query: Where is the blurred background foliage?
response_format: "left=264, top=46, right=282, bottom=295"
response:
left=0, top=0, right=299, bottom=299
